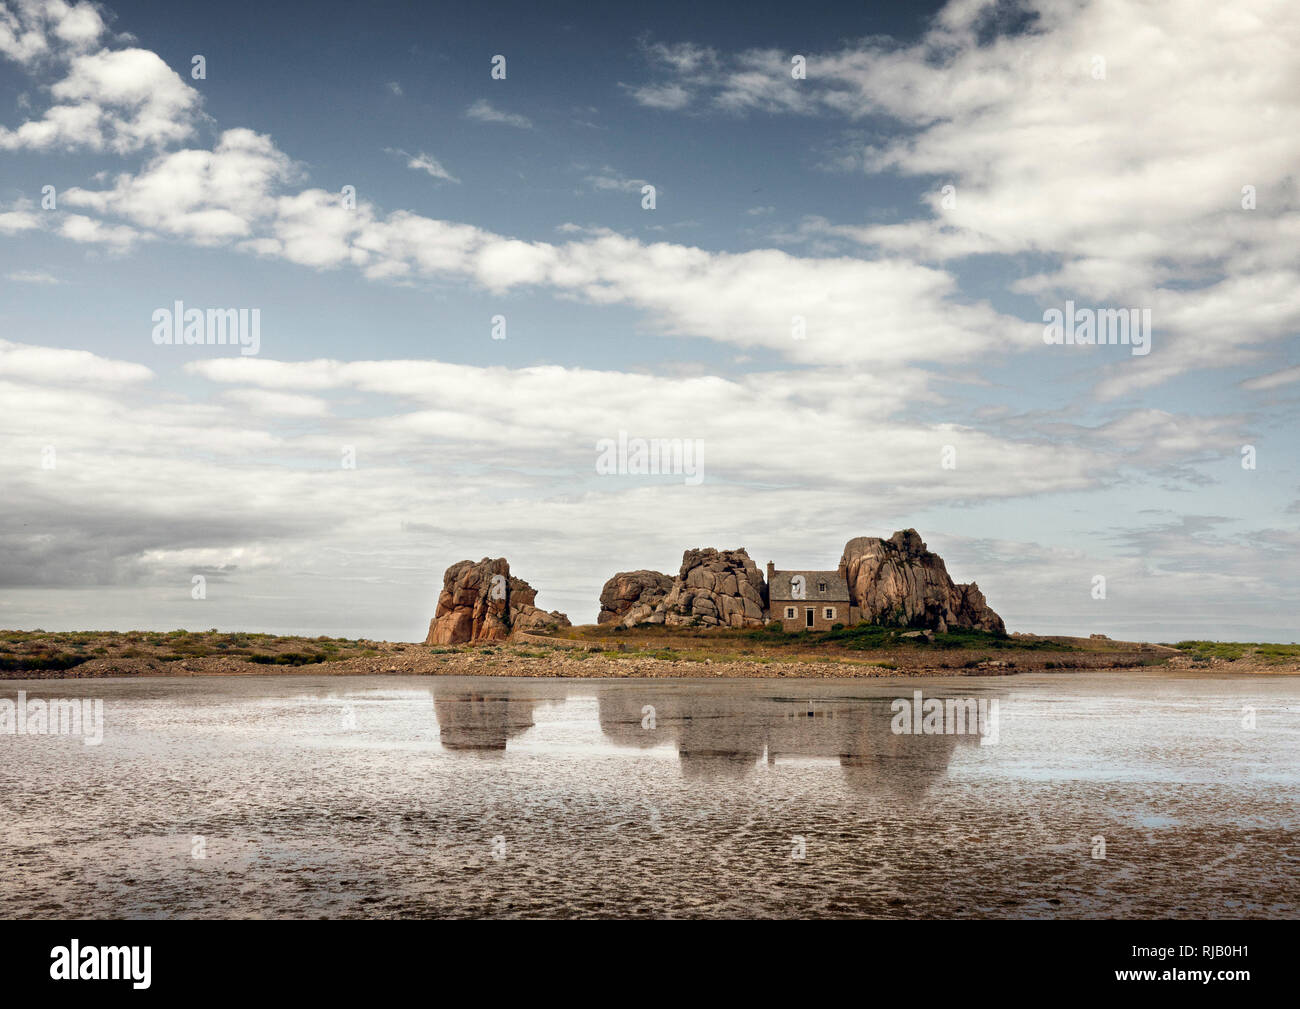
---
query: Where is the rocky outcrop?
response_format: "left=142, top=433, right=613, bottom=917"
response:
left=598, top=570, right=674, bottom=627
left=425, top=558, right=569, bottom=645
left=505, top=575, right=569, bottom=633
left=509, top=599, right=572, bottom=635
left=838, top=530, right=1004, bottom=634
left=654, top=548, right=768, bottom=628
left=952, top=580, right=1003, bottom=635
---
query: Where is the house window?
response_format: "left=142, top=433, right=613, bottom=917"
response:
left=805, top=608, right=814, bottom=628
left=818, top=581, right=827, bottom=592
left=824, top=607, right=835, bottom=620
left=785, top=607, right=795, bottom=619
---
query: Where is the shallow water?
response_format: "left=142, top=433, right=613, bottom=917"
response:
left=1, top=671, right=1296, bottom=918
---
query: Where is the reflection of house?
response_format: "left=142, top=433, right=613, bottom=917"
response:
left=766, top=562, right=856, bottom=631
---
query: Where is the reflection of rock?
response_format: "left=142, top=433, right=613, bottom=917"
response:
left=433, top=688, right=538, bottom=752
left=596, top=692, right=765, bottom=776
left=677, top=710, right=766, bottom=779
left=598, top=570, right=673, bottom=627
left=839, top=529, right=1005, bottom=634
left=834, top=699, right=971, bottom=800
left=425, top=558, right=570, bottom=645
left=597, top=687, right=997, bottom=795
left=655, top=547, right=768, bottom=628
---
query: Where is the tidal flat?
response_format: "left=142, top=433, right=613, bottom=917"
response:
left=1, top=670, right=1295, bottom=918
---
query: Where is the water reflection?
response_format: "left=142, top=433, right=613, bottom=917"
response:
left=432, top=681, right=1002, bottom=796
left=432, top=691, right=538, bottom=752
left=3, top=673, right=1293, bottom=918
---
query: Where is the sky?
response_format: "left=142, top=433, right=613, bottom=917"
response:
left=1, top=0, right=1298, bottom=642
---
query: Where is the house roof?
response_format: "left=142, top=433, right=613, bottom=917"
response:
left=769, top=569, right=849, bottom=602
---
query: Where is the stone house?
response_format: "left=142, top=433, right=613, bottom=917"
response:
left=765, top=562, right=857, bottom=631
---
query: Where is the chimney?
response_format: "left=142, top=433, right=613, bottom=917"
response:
left=766, top=560, right=775, bottom=584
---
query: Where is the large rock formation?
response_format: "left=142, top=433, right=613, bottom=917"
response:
left=838, top=530, right=1004, bottom=634
left=654, top=548, right=768, bottom=628
left=598, top=569, right=674, bottom=627
left=425, top=558, right=570, bottom=645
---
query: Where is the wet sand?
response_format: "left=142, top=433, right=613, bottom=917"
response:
left=1, top=669, right=1295, bottom=918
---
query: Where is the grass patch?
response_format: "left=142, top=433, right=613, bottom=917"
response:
left=749, top=623, right=1069, bottom=652
left=246, top=652, right=329, bottom=666
left=1175, top=640, right=1300, bottom=664
left=0, top=655, right=91, bottom=672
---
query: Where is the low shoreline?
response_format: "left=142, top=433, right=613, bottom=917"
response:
left=3, top=628, right=1296, bottom=680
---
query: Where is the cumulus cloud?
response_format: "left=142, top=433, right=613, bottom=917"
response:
left=0, top=209, right=43, bottom=233
left=629, top=0, right=1300, bottom=394
left=62, top=128, right=296, bottom=242
left=2, top=0, right=1295, bottom=637
left=0, top=2, right=200, bottom=153
left=0, top=335, right=1270, bottom=634
left=0, top=0, right=106, bottom=65
left=55, top=127, right=1034, bottom=368
left=57, top=211, right=139, bottom=247
left=0, top=338, right=153, bottom=383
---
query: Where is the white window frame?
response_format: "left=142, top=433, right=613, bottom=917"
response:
left=785, top=607, right=795, bottom=619
left=824, top=607, right=836, bottom=620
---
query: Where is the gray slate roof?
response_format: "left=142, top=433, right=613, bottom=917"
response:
left=769, top=569, right=849, bottom=602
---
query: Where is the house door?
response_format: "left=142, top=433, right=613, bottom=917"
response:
left=805, top=607, right=814, bottom=628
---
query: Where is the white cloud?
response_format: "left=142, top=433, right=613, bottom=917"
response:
left=63, top=128, right=295, bottom=242
left=0, top=337, right=1271, bottom=635
left=56, top=127, right=1030, bottom=368
left=0, top=41, right=200, bottom=153
left=56, top=213, right=138, bottom=248
left=0, top=209, right=43, bottom=233
left=57, top=212, right=139, bottom=247
left=0, top=0, right=106, bottom=65
left=385, top=147, right=458, bottom=183
left=0, top=338, right=153, bottom=383
left=5, top=268, right=59, bottom=283
left=1241, top=365, right=1300, bottom=392
left=581, top=166, right=651, bottom=194
left=464, top=98, right=532, bottom=129
left=626, top=82, right=690, bottom=110
left=628, top=0, right=1300, bottom=394
left=223, top=388, right=331, bottom=417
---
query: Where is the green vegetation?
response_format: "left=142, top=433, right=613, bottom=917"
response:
left=0, top=655, right=91, bottom=672
left=0, top=629, right=377, bottom=671
left=1174, top=640, right=1300, bottom=664
left=747, top=622, right=1072, bottom=652
left=246, top=651, right=333, bottom=666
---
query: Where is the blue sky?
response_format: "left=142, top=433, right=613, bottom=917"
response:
left=1, top=0, right=1298, bottom=641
